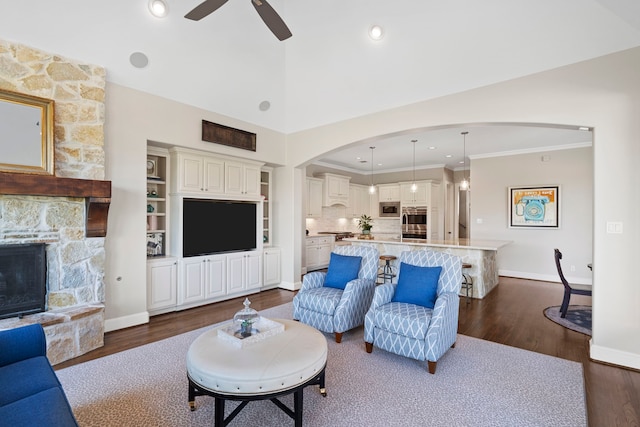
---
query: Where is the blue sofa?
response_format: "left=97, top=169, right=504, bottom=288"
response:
left=0, top=324, right=78, bottom=426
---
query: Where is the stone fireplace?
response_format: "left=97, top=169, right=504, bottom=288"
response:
left=0, top=39, right=108, bottom=364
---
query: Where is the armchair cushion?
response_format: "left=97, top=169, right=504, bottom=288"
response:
left=294, top=287, right=343, bottom=315
left=372, top=302, right=433, bottom=340
left=391, top=263, right=442, bottom=309
left=324, top=253, right=362, bottom=290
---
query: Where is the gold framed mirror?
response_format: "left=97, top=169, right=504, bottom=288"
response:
left=0, top=89, right=54, bottom=175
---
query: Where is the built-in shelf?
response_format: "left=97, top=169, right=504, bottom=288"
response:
left=0, top=171, right=111, bottom=237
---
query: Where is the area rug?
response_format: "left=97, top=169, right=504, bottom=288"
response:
left=544, top=305, right=592, bottom=336
left=57, top=303, right=587, bottom=427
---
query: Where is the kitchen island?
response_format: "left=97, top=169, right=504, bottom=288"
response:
left=342, top=237, right=511, bottom=299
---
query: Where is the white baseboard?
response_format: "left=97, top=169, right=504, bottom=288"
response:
left=499, top=270, right=592, bottom=285
left=104, top=311, right=149, bottom=332
left=590, top=339, right=640, bottom=371
left=278, top=280, right=301, bottom=291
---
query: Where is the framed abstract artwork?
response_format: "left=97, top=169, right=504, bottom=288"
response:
left=509, top=186, right=560, bottom=228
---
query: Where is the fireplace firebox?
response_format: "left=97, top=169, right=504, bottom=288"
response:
left=0, top=243, right=47, bottom=320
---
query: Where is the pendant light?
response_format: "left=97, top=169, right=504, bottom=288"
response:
left=369, top=146, right=376, bottom=194
left=460, top=131, right=469, bottom=190
left=410, top=139, right=417, bottom=192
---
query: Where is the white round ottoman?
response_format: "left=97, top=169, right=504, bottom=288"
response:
left=187, top=318, right=328, bottom=427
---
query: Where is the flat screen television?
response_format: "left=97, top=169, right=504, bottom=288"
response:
left=183, top=199, right=257, bottom=257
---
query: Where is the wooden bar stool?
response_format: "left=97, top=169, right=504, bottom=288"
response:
left=461, top=263, right=473, bottom=303
left=378, top=255, right=397, bottom=283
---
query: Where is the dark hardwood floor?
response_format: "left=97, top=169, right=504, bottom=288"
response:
left=56, top=277, right=640, bottom=426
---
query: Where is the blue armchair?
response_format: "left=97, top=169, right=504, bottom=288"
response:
left=364, top=250, right=462, bottom=374
left=294, top=245, right=379, bottom=343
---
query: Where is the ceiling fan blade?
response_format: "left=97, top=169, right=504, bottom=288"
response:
left=185, top=0, right=229, bottom=21
left=251, top=0, right=292, bottom=41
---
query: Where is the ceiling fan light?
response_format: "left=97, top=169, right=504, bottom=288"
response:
left=369, top=25, right=384, bottom=41
left=149, top=0, right=168, bottom=18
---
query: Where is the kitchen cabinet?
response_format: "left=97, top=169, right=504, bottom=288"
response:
left=263, top=248, right=281, bottom=288
left=347, top=184, right=371, bottom=218
left=227, top=251, right=262, bottom=294
left=318, top=173, right=350, bottom=207
left=378, top=184, right=400, bottom=202
left=400, top=181, right=429, bottom=206
left=306, top=236, right=334, bottom=271
left=399, top=180, right=442, bottom=240
left=225, top=160, right=261, bottom=197
left=146, top=257, right=177, bottom=314
left=306, top=177, right=323, bottom=218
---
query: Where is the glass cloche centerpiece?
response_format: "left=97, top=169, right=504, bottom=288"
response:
left=234, top=298, right=260, bottom=338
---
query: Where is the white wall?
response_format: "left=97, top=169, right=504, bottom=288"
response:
left=471, top=147, right=593, bottom=284
left=283, top=47, right=640, bottom=369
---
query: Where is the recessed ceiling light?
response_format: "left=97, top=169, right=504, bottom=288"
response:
left=578, top=126, right=590, bottom=131
left=459, top=160, right=464, bottom=164
left=445, top=154, right=453, bottom=158
left=129, top=52, right=149, bottom=68
left=149, top=0, right=168, bottom=18
left=369, top=25, right=384, bottom=41
left=428, top=146, right=437, bottom=150
left=258, top=100, right=271, bottom=111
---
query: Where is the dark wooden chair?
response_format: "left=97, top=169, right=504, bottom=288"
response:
left=554, top=249, right=592, bottom=318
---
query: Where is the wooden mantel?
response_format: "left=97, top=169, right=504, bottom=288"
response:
left=0, top=172, right=111, bottom=237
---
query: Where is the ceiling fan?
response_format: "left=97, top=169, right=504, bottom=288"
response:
left=185, top=0, right=292, bottom=41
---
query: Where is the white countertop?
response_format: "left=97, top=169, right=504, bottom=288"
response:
left=343, top=237, right=512, bottom=251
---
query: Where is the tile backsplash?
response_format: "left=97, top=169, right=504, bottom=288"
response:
left=306, top=206, right=401, bottom=237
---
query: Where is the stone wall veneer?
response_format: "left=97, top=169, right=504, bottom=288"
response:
left=0, top=39, right=107, bottom=364
left=0, top=39, right=106, bottom=180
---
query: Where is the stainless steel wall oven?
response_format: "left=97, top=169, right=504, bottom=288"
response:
left=402, top=206, right=427, bottom=239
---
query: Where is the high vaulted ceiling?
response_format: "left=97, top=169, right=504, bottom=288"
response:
left=1, top=0, right=639, bottom=172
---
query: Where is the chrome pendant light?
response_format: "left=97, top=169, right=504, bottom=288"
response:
left=369, top=146, right=376, bottom=194
left=410, top=139, right=417, bottom=193
left=460, top=131, right=470, bottom=190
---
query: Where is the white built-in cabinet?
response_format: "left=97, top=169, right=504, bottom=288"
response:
left=318, top=173, right=350, bottom=207
left=173, top=152, right=224, bottom=194
left=306, top=177, right=323, bottom=218
left=179, top=251, right=261, bottom=309
left=225, top=161, right=261, bottom=197
left=145, top=146, right=280, bottom=315
left=147, top=146, right=170, bottom=257
left=263, top=248, right=281, bottom=288
left=378, top=184, right=401, bottom=202
left=146, top=257, right=177, bottom=315
left=347, top=184, right=371, bottom=218
left=180, top=254, right=226, bottom=307
left=261, top=167, right=272, bottom=245
left=306, top=235, right=334, bottom=271
left=227, top=251, right=262, bottom=294
left=170, top=148, right=262, bottom=198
